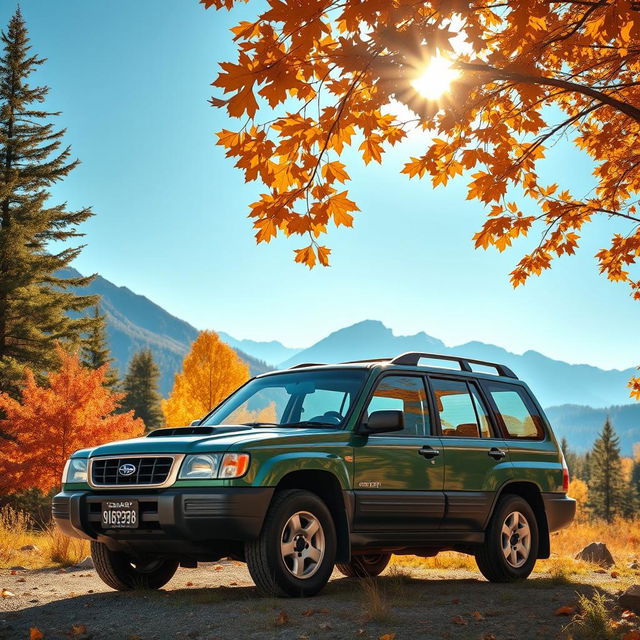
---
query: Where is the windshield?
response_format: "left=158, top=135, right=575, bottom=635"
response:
left=201, top=369, right=367, bottom=428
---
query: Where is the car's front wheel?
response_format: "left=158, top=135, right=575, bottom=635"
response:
left=475, top=494, right=539, bottom=583
left=91, top=541, right=178, bottom=591
left=336, top=553, right=391, bottom=578
left=245, top=489, right=336, bottom=597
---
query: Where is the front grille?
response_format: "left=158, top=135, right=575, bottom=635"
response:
left=91, top=457, right=174, bottom=486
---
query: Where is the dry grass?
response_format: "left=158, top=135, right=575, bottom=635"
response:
left=392, top=519, right=640, bottom=577
left=565, top=592, right=620, bottom=640
left=0, top=506, right=89, bottom=569
left=360, top=576, right=391, bottom=622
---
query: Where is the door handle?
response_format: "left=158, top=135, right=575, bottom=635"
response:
left=418, top=445, right=440, bottom=459
left=488, top=447, right=506, bottom=461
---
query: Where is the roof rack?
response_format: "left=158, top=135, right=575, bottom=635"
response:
left=341, top=358, right=392, bottom=364
left=389, top=352, right=518, bottom=379
left=289, top=362, right=326, bottom=369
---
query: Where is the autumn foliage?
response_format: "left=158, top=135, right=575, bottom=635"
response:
left=0, top=347, right=143, bottom=494
left=163, top=331, right=249, bottom=427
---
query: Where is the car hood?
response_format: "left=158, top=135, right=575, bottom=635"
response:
left=77, top=425, right=344, bottom=457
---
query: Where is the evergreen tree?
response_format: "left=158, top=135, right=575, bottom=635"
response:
left=81, top=306, right=118, bottom=388
left=620, top=480, right=639, bottom=520
left=588, top=419, right=624, bottom=523
left=632, top=460, right=640, bottom=497
left=120, top=349, right=164, bottom=431
left=0, top=9, right=97, bottom=398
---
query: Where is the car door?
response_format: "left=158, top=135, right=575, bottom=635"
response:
left=428, top=376, right=512, bottom=531
left=352, top=374, right=445, bottom=532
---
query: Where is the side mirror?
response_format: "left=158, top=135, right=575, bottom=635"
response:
left=190, top=419, right=202, bottom=426
left=360, top=410, right=404, bottom=435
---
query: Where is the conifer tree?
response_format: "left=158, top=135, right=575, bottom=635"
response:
left=588, top=419, right=624, bottom=523
left=81, top=306, right=118, bottom=388
left=120, top=349, right=164, bottom=431
left=0, top=9, right=97, bottom=398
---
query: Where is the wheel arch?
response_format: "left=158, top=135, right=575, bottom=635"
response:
left=490, top=480, right=550, bottom=559
left=273, top=469, right=351, bottom=564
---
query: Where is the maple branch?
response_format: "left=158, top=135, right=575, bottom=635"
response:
left=457, top=62, right=640, bottom=123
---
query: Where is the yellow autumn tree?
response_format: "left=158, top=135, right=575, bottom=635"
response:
left=162, top=331, right=250, bottom=427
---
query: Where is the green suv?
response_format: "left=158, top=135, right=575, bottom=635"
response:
left=53, top=352, right=575, bottom=597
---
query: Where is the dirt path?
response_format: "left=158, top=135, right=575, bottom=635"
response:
left=0, top=562, right=632, bottom=640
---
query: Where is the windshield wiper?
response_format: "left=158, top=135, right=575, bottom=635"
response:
left=241, top=421, right=337, bottom=429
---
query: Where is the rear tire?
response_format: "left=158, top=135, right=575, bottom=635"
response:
left=475, top=494, right=539, bottom=583
left=337, top=553, right=391, bottom=578
left=91, top=541, right=178, bottom=591
left=245, top=489, right=336, bottom=597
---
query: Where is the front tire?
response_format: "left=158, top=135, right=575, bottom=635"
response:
left=475, top=494, right=539, bottom=583
left=245, top=489, right=337, bottom=597
left=337, top=553, right=391, bottom=578
left=91, top=541, right=178, bottom=591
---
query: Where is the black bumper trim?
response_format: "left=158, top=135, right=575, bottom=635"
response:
left=52, top=487, right=274, bottom=544
left=542, top=492, right=576, bottom=532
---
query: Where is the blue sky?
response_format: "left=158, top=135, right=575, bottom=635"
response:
left=5, top=0, right=639, bottom=370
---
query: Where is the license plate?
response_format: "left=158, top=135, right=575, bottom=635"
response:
left=101, top=500, right=139, bottom=529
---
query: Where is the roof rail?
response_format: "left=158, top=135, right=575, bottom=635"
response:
left=289, top=362, right=325, bottom=369
left=340, top=358, right=392, bottom=364
left=390, top=352, right=518, bottom=379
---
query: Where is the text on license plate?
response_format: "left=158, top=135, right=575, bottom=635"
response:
left=101, top=500, right=139, bottom=528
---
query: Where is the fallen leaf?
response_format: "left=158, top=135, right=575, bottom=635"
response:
left=229, top=582, right=238, bottom=586
left=274, top=611, right=289, bottom=626
left=319, top=622, right=333, bottom=630
left=214, top=566, right=223, bottom=571
left=482, top=634, right=497, bottom=640
left=451, top=615, right=467, bottom=626
left=302, top=609, right=315, bottom=616
left=554, top=606, right=576, bottom=616
left=472, top=611, right=485, bottom=621
left=622, top=610, right=637, bottom=619
left=379, top=634, right=396, bottom=640
left=10, top=570, right=16, bottom=575
left=1, top=589, right=15, bottom=597
left=30, top=629, right=44, bottom=640
left=17, top=578, right=26, bottom=583
left=611, top=571, right=619, bottom=578
left=71, top=624, right=87, bottom=636
left=185, top=581, right=194, bottom=586
left=297, top=635, right=310, bottom=640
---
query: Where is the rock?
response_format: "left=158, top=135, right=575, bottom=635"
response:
left=629, top=562, right=640, bottom=570
left=9, top=566, right=27, bottom=571
left=18, top=544, right=39, bottom=552
left=75, top=556, right=94, bottom=569
left=619, top=584, right=640, bottom=614
left=575, top=542, right=615, bottom=568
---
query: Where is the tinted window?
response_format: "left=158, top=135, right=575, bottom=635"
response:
left=203, top=369, right=367, bottom=428
left=431, top=378, right=491, bottom=438
left=365, top=376, right=429, bottom=436
left=485, top=383, right=544, bottom=439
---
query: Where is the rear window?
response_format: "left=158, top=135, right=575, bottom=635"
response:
left=484, top=383, right=545, bottom=440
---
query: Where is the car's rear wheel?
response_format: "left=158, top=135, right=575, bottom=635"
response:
left=91, top=541, right=178, bottom=591
left=336, top=553, right=391, bottom=578
left=245, top=489, right=336, bottom=597
left=475, top=494, right=539, bottom=583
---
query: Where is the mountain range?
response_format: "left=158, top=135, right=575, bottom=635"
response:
left=64, top=270, right=638, bottom=454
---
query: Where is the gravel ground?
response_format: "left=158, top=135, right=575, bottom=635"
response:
left=0, top=561, right=633, bottom=640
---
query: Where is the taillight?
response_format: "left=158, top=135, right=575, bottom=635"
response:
left=561, top=453, right=570, bottom=493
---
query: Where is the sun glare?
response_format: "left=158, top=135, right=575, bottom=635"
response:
left=411, top=55, right=460, bottom=100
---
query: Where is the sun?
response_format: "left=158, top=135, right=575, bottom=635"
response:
left=411, top=55, right=460, bottom=100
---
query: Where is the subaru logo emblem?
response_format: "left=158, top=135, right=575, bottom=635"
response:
left=118, top=463, right=136, bottom=476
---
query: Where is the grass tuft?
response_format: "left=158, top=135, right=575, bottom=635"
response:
left=565, top=592, right=618, bottom=640
left=360, top=576, right=391, bottom=623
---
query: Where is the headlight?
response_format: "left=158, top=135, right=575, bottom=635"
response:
left=179, top=454, right=222, bottom=479
left=178, top=453, right=250, bottom=479
left=63, top=458, right=88, bottom=483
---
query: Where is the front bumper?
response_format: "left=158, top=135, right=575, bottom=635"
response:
left=542, top=493, right=576, bottom=532
left=52, top=487, right=274, bottom=549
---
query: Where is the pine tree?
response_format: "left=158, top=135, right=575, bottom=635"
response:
left=588, top=419, right=624, bottom=523
left=120, top=349, right=164, bottom=431
left=81, top=306, right=118, bottom=388
left=0, top=9, right=97, bottom=398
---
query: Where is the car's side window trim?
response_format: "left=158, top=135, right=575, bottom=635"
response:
left=427, top=374, right=503, bottom=440
left=479, top=380, right=547, bottom=441
left=357, top=371, right=433, bottom=438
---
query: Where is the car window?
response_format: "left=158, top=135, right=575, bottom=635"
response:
left=484, top=383, right=544, bottom=439
left=301, top=389, right=349, bottom=422
left=365, top=375, right=429, bottom=437
left=431, top=378, right=489, bottom=438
